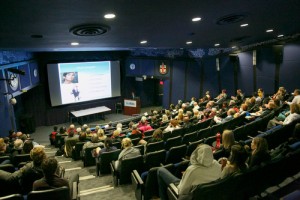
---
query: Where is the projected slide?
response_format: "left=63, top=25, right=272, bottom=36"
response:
left=59, top=62, right=111, bottom=104
left=47, top=61, right=120, bottom=106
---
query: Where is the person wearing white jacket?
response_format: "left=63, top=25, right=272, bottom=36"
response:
left=157, top=144, right=222, bottom=200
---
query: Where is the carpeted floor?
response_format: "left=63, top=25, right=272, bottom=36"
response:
left=32, top=106, right=162, bottom=200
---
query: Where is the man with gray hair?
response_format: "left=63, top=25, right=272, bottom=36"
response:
left=286, top=89, right=300, bottom=105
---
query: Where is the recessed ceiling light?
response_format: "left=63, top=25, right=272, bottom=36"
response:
left=277, top=34, right=284, bottom=38
left=266, top=29, right=273, bottom=33
left=232, top=46, right=237, bottom=49
left=140, top=40, right=147, bottom=44
left=104, top=13, right=116, bottom=19
left=192, top=17, right=201, bottom=22
left=71, top=42, right=79, bottom=46
left=214, top=43, right=220, bottom=47
left=186, top=41, right=192, bottom=44
left=240, top=23, right=248, bottom=27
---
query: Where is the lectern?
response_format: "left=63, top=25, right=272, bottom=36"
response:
left=124, top=98, right=141, bottom=115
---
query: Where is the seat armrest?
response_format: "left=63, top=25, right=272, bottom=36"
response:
left=132, top=170, right=144, bottom=185
left=167, top=183, right=179, bottom=200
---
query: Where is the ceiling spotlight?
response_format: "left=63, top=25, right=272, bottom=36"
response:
left=240, top=23, right=248, bottom=27
left=140, top=40, right=147, bottom=44
left=266, top=29, right=273, bottom=33
left=192, top=17, right=201, bottom=22
left=277, top=34, right=284, bottom=38
left=104, top=13, right=116, bottom=19
left=71, top=42, right=79, bottom=46
left=186, top=41, right=192, bottom=45
left=232, top=46, right=237, bottom=49
left=214, top=43, right=220, bottom=47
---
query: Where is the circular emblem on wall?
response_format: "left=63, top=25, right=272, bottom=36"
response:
left=130, top=63, right=136, bottom=70
left=9, top=73, right=19, bottom=91
left=33, top=69, right=38, bottom=77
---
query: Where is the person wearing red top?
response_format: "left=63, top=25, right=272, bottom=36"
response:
left=49, top=126, right=58, bottom=145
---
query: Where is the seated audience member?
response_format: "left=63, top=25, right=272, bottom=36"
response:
left=271, top=87, right=286, bottom=103
left=93, top=138, right=118, bottom=158
left=49, top=126, right=58, bottom=145
left=214, top=108, right=236, bottom=124
left=147, top=128, right=163, bottom=143
left=214, top=130, right=236, bottom=157
left=78, top=132, right=87, bottom=142
left=256, top=88, right=265, bottom=105
left=252, top=101, right=277, bottom=118
left=289, top=123, right=300, bottom=144
left=113, top=138, right=141, bottom=171
left=22, top=140, right=34, bottom=154
left=0, top=141, right=11, bottom=165
left=67, top=124, right=76, bottom=134
left=163, top=119, right=181, bottom=133
left=231, top=89, right=244, bottom=105
left=111, top=129, right=123, bottom=143
left=11, top=139, right=24, bottom=156
left=0, top=146, right=46, bottom=193
left=139, top=124, right=153, bottom=134
left=33, top=157, right=69, bottom=191
left=8, top=130, right=17, bottom=142
left=161, top=114, right=169, bottom=125
left=64, top=131, right=79, bottom=157
left=248, top=137, right=271, bottom=168
left=103, top=121, right=113, bottom=129
left=239, top=104, right=248, bottom=115
left=97, top=128, right=107, bottom=142
left=286, top=89, right=300, bottom=105
left=157, top=144, right=222, bottom=200
left=182, top=115, right=192, bottom=129
left=267, top=103, right=300, bottom=129
left=82, top=134, right=104, bottom=156
left=215, top=89, right=227, bottom=104
left=192, top=101, right=200, bottom=112
left=150, top=115, right=160, bottom=129
left=199, top=91, right=211, bottom=103
left=138, top=116, right=148, bottom=129
left=58, top=126, right=68, bottom=136
left=82, top=124, right=89, bottom=132
left=220, top=144, right=248, bottom=178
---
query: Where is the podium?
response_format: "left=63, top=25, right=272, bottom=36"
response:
left=124, top=98, right=141, bottom=115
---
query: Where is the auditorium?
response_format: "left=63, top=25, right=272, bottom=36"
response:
left=1, top=1, right=300, bottom=199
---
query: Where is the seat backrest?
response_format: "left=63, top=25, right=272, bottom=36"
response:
left=119, top=155, right=144, bottom=185
left=72, top=142, right=85, bottom=160
left=0, top=164, right=16, bottom=173
left=0, top=194, right=24, bottom=200
left=165, top=144, right=187, bottom=164
left=186, top=139, right=204, bottom=158
left=83, top=146, right=101, bottom=167
left=165, top=136, right=182, bottom=150
left=144, top=150, right=166, bottom=171
left=197, top=127, right=211, bottom=140
left=20, top=166, right=44, bottom=194
left=144, top=129, right=155, bottom=137
left=182, top=131, right=198, bottom=145
left=99, top=149, right=121, bottom=174
left=12, top=154, right=31, bottom=167
left=27, top=186, right=70, bottom=200
left=145, top=140, right=164, bottom=154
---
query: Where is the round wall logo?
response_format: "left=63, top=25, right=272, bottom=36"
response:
left=130, top=63, right=135, bottom=70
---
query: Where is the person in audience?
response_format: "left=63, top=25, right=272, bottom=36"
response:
left=271, top=87, right=286, bottom=103
left=64, top=131, right=79, bottom=157
left=147, top=128, right=163, bottom=143
left=11, top=139, right=24, bottom=156
left=214, top=108, right=236, bottom=124
left=138, top=116, right=148, bottom=129
left=111, top=129, right=123, bottom=143
left=139, top=124, right=153, bottom=134
left=0, top=141, right=11, bottom=165
left=97, top=128, right=107, bottom=142
left=93, top=138, right=118, bottom=158
left=252, top=101, right=277, bottom=118
left=239, top=104, right=248, bottom=115
left=248, top=137, right=271, bottom=168
left=103, top=121, right=113, bottom=129
left=67, top=124, right=76, bottom=134
left=161, top=114, right=169, bottom=125
left=22, top=140, right=34, bottom=154
left=215, top=89, right=227, bottom=104
left=192, top=101, right=200, bottom=112
left=199, top=91, right=211, bottom=103
left=267, top=103, right=300, bottom=129
left=163, top=119, right=181, bottom=133
left=113, top=138, right=141, bottom=171
left=82, top=124, right=89, bottom=132
left=157, top=144, right=222, bottom=199
left=33, top=157, right=69, bottom=191
left=182, top=115, right=192, bottom=129
left=220, top=144, right=248, bottom=178
left=256, top=88, right=265, bottom=105
left=58, top=126, right=68, bottom=136
left=215, top=130, right=236, bottom=158
left=8, top=130, right=17, bottom=142
left=82, top=134, right=104, bottom=156
left=49, top=126, right=58, bottom=145
left=288, top=123, right=300, bottom=144
left=150, top=115, right=160, bottom=129
left=78, top=132, right=87, bottom=142
left=231, top=89, right=244, bottom=105
left=286, top=89, right=300, bottom=105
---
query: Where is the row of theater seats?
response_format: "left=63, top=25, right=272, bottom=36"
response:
left=0, top=154, right=31, bottom=169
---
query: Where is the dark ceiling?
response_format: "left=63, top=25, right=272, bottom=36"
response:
left=0, top=0, right=299, bottom=53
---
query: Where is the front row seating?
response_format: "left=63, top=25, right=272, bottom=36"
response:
left=27, top=186, right=70, bottom=200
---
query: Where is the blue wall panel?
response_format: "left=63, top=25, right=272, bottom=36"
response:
left=139, top=59, right=155, bottom=76
left=202, top=58, right=219, bottom=98
left=125, top=59, right=141, bottom=75
left=220, top=56, right=234, bottom=97
left=163, top=79, right=170, bottom=108
left=280, top=44, right=300, bottom=93
left=171, top=61, right=185, bottom=104
left=238, top=52, right=253, bottom=96
left=186, top=61, right=201, bottom=100
left=257, top=48, right=275, bottom=95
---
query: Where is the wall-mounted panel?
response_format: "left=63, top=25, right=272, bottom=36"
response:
left=125, top=59, right=141, bottom=75
left=5, top=68, right=21, bottom=94
left=154, top=60, right=170, bottom=78
left=139, top=59, right=155, bottom=76
left=238, top=52, right=253, bottom=96
left=202, top=57, right=219, bottom=98
left=186, top=61, right=201, bottom=100
left=171, top=61, right=185, bottom=104
left=256, top=48, right=275, bottom=95
left=220, top=56, right=234, bottom=97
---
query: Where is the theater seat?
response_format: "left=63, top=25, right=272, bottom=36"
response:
left=0, top=194, right=24, bottom=200
left=96, top=149, right=121, bottom=176
left=27, top=186, right=70, bottom=200
left=144, top=150, right=166, bottom=171
left=165, top=144, right=187, bottom=164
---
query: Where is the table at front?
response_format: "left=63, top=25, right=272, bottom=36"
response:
left=70, top=106, right=111, bottom=125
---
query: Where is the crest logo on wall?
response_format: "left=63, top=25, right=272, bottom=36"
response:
left=159, top=63, right=167, bottom=75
